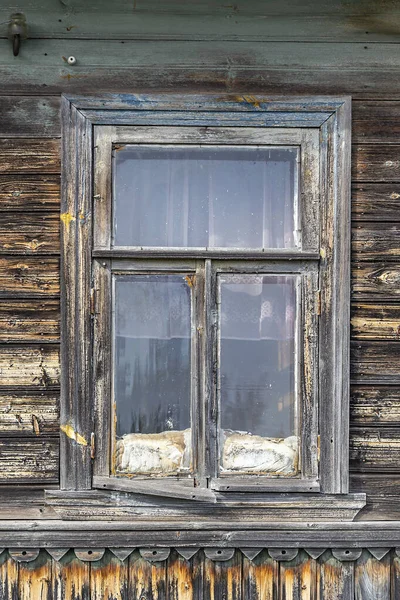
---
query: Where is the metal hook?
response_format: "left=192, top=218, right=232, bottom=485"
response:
left=13, top=34, right=20, bottom=56
left=8, top=13, right=27, bottom=57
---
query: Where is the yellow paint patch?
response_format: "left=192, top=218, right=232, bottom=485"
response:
left=60, top=212, right=76, bottom=233
left=61, top=423, right=88, bottom=446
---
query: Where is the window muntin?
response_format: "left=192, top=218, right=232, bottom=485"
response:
left=218, top=274, right=299, bottom=477
left=113, top=274, right=193, bottom=477
left=113, top=145, right=299, bottom=250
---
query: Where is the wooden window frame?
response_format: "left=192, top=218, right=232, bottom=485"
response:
left=57, top=94, right=366, bottom=520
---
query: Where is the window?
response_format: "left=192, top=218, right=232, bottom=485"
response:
left=58, top=95, right=365, bottom=518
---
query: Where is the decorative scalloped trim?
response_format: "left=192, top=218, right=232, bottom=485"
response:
left=0, top=547, right=395, bottom=563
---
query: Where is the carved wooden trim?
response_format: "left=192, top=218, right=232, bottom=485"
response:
left=1, top=547, right=399, bottom=563
left=268, top=548, right=299, bottom=561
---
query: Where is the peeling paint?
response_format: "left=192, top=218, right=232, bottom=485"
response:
left=60, top=212, right=76, bottom=233
left=60, top=423, right=88, bottom=446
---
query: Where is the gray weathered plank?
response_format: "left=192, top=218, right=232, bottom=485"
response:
left=350, top=427, right=400, bottom=472
left=0, top=97, right=60, bottom=138
left=350, top=387, right=400, bottom=426
left=0, top=299, right=59, bottom=342
left=0, top=345, right=60, bottom=389
left=0, top=437, right=59, bottom=483
left=0, top=391, right=59, bottom=436
left=351, top=341, right=400, bottom=383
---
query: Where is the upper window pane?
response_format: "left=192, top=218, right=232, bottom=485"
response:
left=113, top=146, right=299, bottom=249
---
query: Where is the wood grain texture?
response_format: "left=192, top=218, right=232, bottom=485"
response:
left=350, top=341, right=400, bottom=383
left=279, top=550, right=317, bottom=600
left=0, top=300, right=60, bottom=343
left=0, top=175, right=60, bottom=212
left=352, top=262, right=400, bottom=300
left=128, top=550, right=167, bottom=600
left=352, top=223, right=400, bottom=261
left=350, top=386, right=400, bottom=426
left=350, top=428, right=400, bottom=472
left=0, top=437, right=59, bottom=482
left=0, top=257, right=59, bottom=298
left=354, top=550, right=390, bottom=600
left=0, top=550, right=18, bottom=600
left=242, top=549, right=278, bottom=600
left=17, top=550, right=52, bottom=600
left=0, top=139, right=60, bottom=174
left=352, top=101, right=400, bottom=144
left=351, top=304, right=400, bottom=340
left=352, top=145, right=400, bottom=183
left=204, top=549, right=242, bottom=600
left=0, top=97, right=60, bottom=138
left=0, top=212, right=59, bottom=255
left=167, top=549, right=203, bottom=600
left=351, top=184, right=400, bottom=222
left=318, top=553, right=354, bottom=599
left=0, top=345, right=60, bottom=389
left=0, top=391, right=59, bottom=436
left=351, top=474, right=400, bottom=521
left=90, top=549, right=128, bottom=600
left=51, top=549, right=90, bottom=600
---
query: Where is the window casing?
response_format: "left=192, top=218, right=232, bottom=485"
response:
left=58, top=94, right=365, bottom=517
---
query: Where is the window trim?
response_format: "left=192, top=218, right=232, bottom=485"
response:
left=60, top=94, right=357, bottom=511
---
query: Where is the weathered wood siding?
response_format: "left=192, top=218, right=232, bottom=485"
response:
left=0, top=547, right=400, bottom=600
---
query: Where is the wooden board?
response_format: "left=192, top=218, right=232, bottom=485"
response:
left=0, top=299, right=60, bottom=343
left=351, top=474, right=400, bottom=521
left=0, top=345, right=60, bottom=389
left=0, top=139, right=60, bottom=174
left=350, top=386, right=400, bottom=426
left=0, top=437, right=59, bottom=482
left=351, top=304, right=400, bottom=340
left=0, top=174, right=60, bottom=212
left=0, top=97, right=60, bottom=138
left=351, top=184, right=400, bottom=222
left=351, top=341, right=400, bottom=383
left=352, top=262, right=400, bottom=300
left=2, top=40, right=400, bottom=95
left=352, top=145, right=400, bottom=182
left=0, top=257, right=60, bottom=298
left=350, top=428, right=400, bottom=472
left=0, top=391, right=59, bottom=436
left=0, top=212, right=59, bottom=255
left=352, top=101, right=400, bottom=144
left=352, top=223, right=400, bottom=261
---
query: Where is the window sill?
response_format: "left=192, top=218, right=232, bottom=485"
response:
left=45, top=489, right=366, bottom=522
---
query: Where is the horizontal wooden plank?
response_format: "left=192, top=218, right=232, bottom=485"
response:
left=0, top=391, right=59, bottom=436
left=0, top=175, right=60, bottom=211
left=350, top=427, right=400, bottom=473
left=0, top=257, right=59, bottom=298
left=350, top=386, right=400, bottom=426
left=0, top=97, right=60, bottom=138
left=352, top=223, right=400, bottom=261
left=0, top=40, right=400, bottom=95
left=0, top=486, right=56, bottom=519
left=351, top=304, right=400, bottom=340
left=0, top=139, right=60, bottom=174
left=351, top=184, right=400, bottom=222
left=0, top=299, right=59, bottom=343
left=351, top=474, right=400, bottom=521
left=352, top=145, right=400, bottom=182
left=351, top=341, right=400, bottom=383
left=0, top=345, right=60, bottom=389
left=351, top=262, right=400, bottom=300
left=0, top=213, right=59, bottom=255
left=0, top=437, right=59, bottom=483
left=352, top=101, right=400, bottom=144
left=2, top=1, right=400, bottom=42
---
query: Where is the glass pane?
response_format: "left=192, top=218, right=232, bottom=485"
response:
left=113, top=274, right=192, bottom=476
left=219, top=274, right=298, bottom=476
left=113, top=146, right=298, bottom=249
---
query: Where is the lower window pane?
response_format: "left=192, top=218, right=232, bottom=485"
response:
left=113, top=274, right=192, bottom=476
left=219, top=274, right=298, bottom=476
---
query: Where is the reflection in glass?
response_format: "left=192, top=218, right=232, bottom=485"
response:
left=219, top=275, right=298, bottom=475
left=113, top=275, right=192, bottom=476
left=114, top=146, right=298, bottom=249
